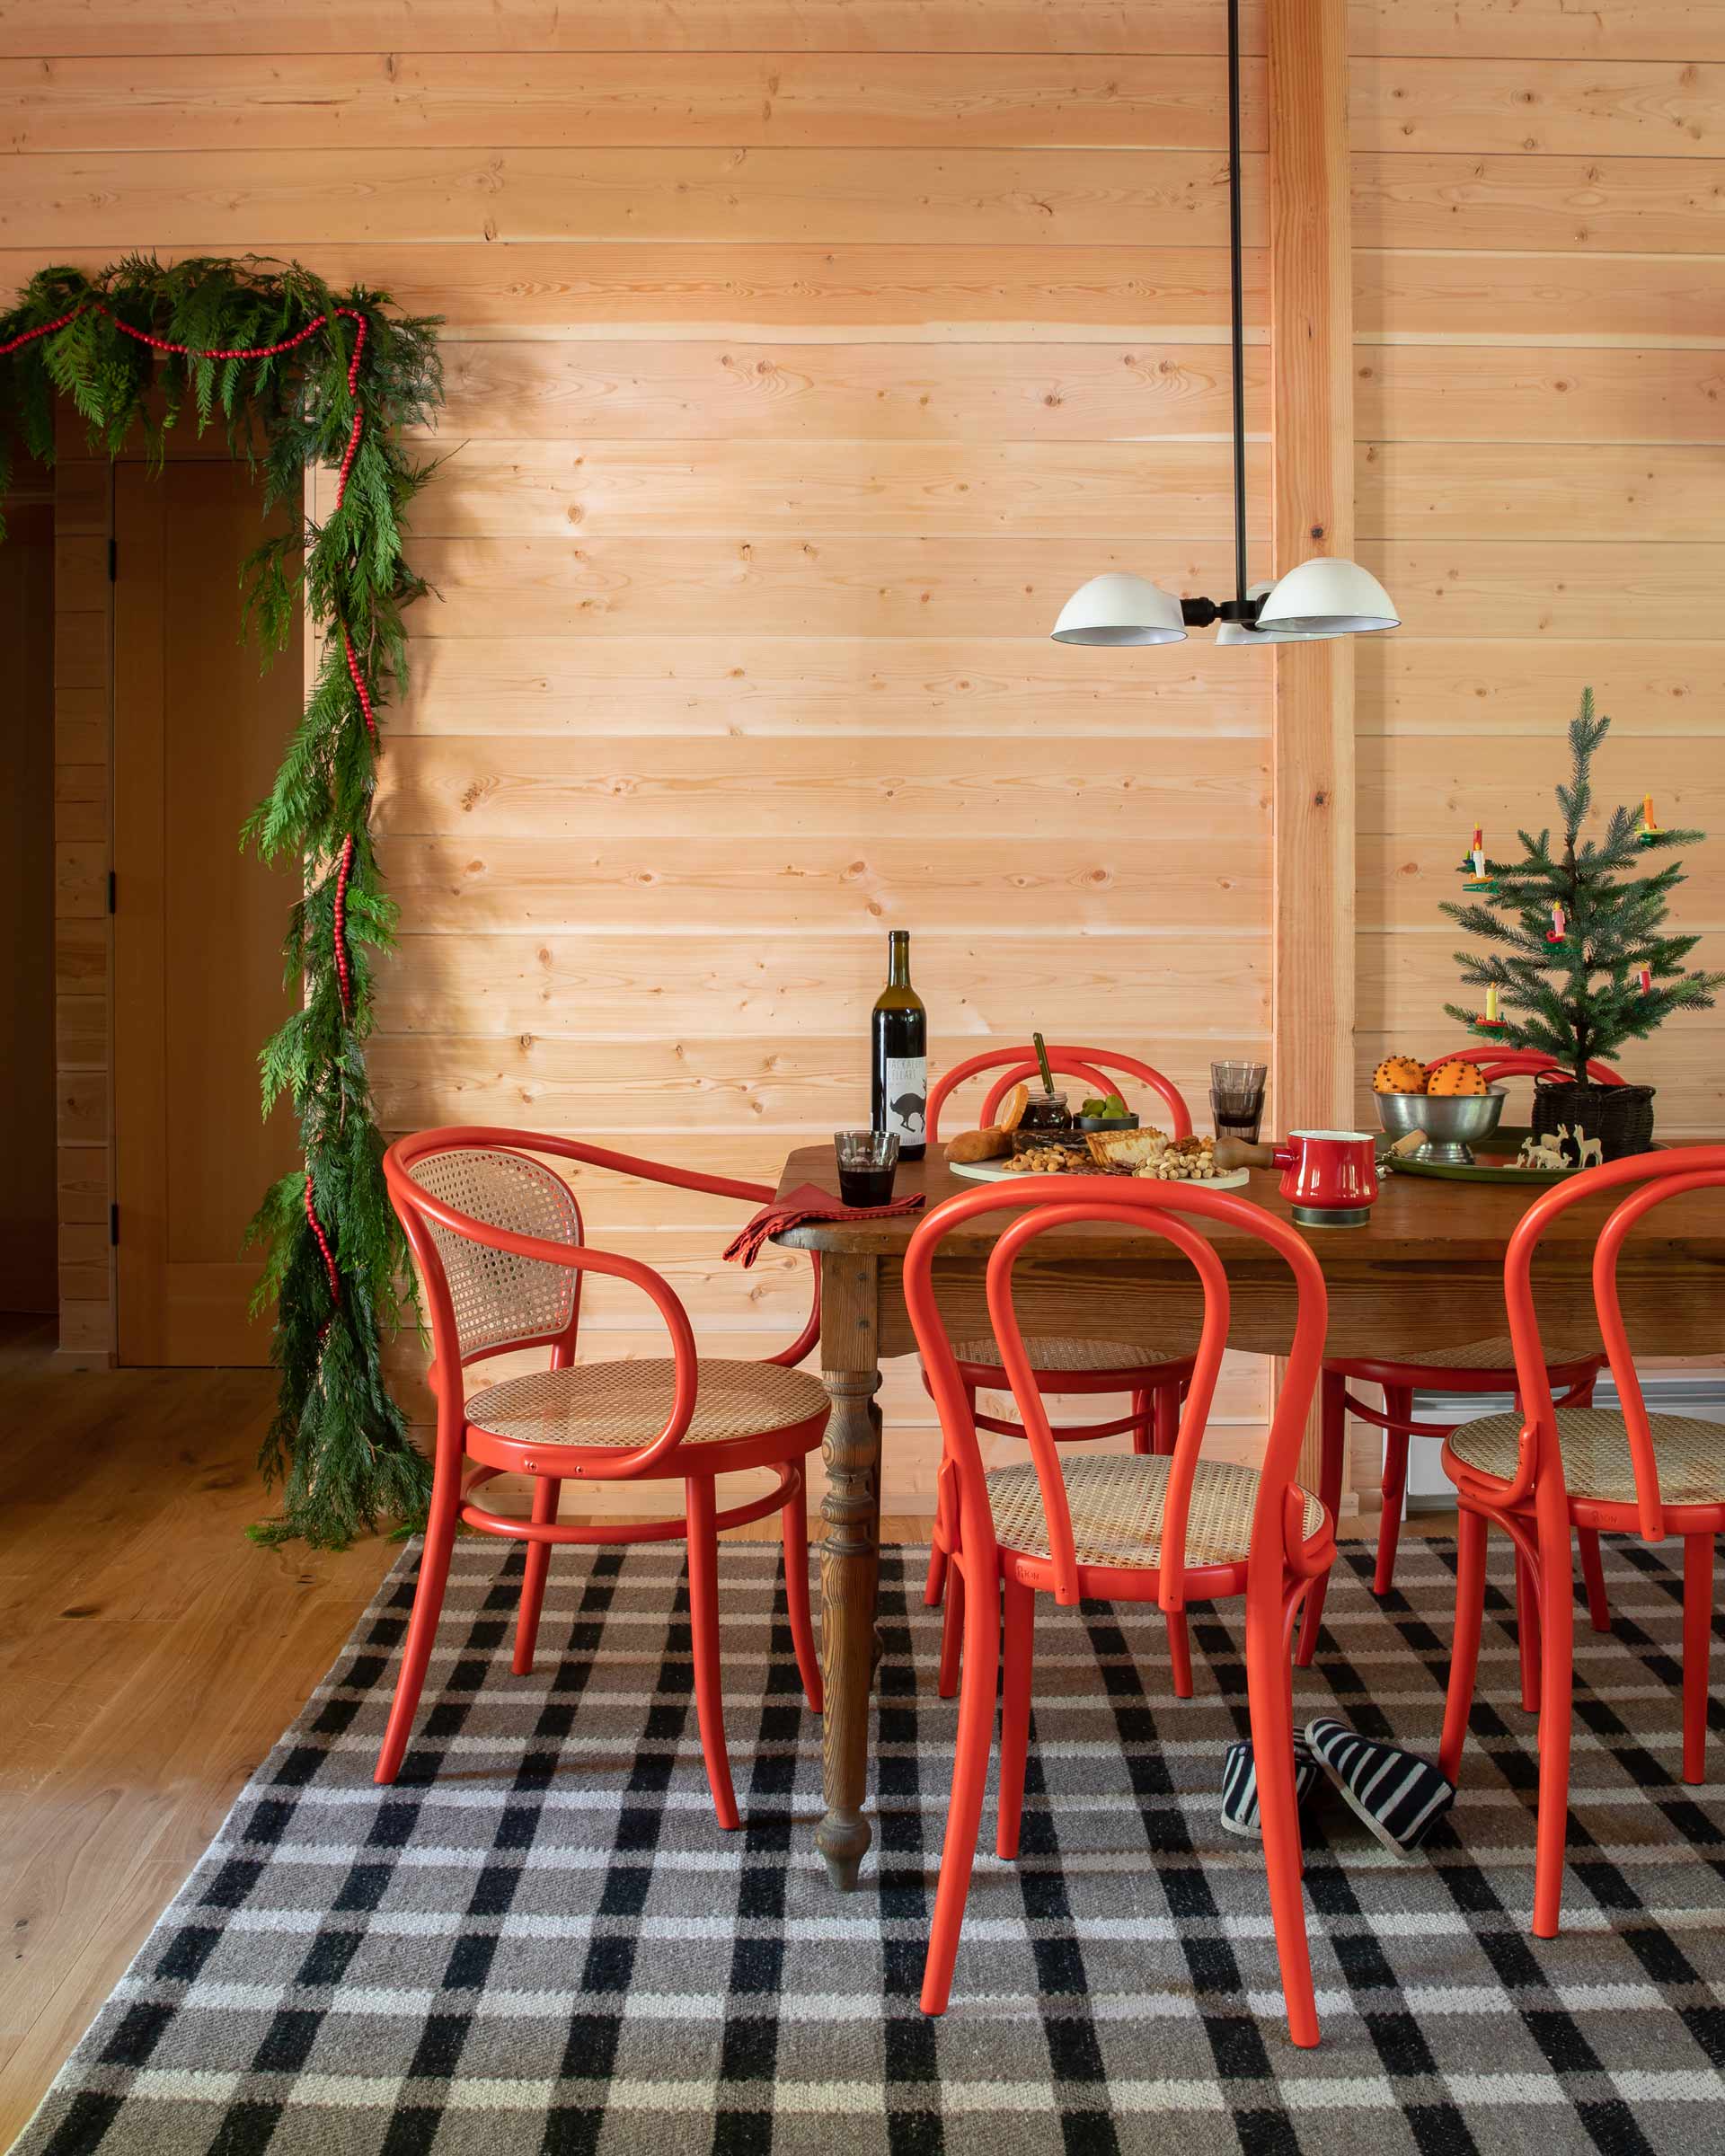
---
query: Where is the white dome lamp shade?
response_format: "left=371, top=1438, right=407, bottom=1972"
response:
left=1256, top=556, right=1400, bottom=638
left=1215, top=582, right=1333, bottom=646
left=1049, top=572, right=1187, bottom=648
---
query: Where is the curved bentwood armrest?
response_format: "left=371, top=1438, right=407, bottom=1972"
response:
left=385, top=1126, right=822, bottom=1466
left=497, top=1131, right=824, bottom=1366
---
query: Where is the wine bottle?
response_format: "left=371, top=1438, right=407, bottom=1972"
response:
left=871, top=929, right=927, bottom=1160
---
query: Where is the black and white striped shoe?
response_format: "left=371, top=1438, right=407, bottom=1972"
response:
left=1219, top=1731, right=1322, bottom=1839
left=1304, top=1717, right=1455, bottom=1860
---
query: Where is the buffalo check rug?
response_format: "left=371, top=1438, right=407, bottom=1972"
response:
left=13, top=1533, right=1725, bottom=2156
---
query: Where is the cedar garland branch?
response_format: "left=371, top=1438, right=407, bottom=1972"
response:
left=0, top=253, right=444, bottom=1548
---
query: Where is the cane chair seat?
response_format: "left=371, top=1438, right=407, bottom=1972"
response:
left=952, top=1331, right=1195, bottom=1374
left=466, top=1357, right=828, bottom=1454
left=987, top=1451, right=1325, bottom=1573
left=1377, top=1333, right=1601, bottom=1372
left=1448, top=1407, right=1725, bottom=1507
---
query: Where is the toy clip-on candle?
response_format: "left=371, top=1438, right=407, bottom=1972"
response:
left=1461, top=824, right=1493, bottom=891
left=1546, top=902, right=1567, bottom=944
left=1640, top=793, right=1661, bottom=846
left=1639, top=967, right=1653, bottom=995
left=1479, top=983, right=1505, bottom=1028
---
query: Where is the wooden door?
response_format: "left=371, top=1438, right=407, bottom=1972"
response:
left=113, top=461, right=301, bottom=1365
left=0, top=500, right=58, bottom=1313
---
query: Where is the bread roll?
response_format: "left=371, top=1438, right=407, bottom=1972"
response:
left=1084, top=1127, right=1169, bottom=1171
left=945, top=1125, right=1011, bottom=1163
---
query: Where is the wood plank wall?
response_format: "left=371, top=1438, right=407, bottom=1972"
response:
left=9, top=0, right=1721, bottom=1518
left=1350, top=7, right=1725, bottom=1136
left=2, top=1, right=1281, bottom=1511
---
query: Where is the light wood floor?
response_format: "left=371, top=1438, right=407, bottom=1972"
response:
left=0, top=1313, right=1452, bottom=2143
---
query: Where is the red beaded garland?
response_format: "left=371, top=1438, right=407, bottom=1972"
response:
left=304, top=1171, right=342, bottom=1307
left=0, top=298, right=365, bottom=363
left=343, top=310, right=367, bottom=394
left=342, top=628, right=379, bottom=743
left=0, top=303, right=86, bottom=356
left=333, top=410, right=365, bottom=510
left=332, top=834, right=356, bottom=1015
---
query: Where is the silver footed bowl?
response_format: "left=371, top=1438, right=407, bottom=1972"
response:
left=1374, top=1086, right=1507, bottom=1166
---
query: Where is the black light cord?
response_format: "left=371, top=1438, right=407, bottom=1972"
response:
left=1227, top=0, right=1249, bottom=609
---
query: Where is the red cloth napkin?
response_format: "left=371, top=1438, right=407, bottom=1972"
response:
left=723, top=1180, right=925, bottom=1268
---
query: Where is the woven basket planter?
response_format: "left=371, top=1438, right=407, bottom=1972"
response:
left=1530, top=1076, right=1658, bottom=1162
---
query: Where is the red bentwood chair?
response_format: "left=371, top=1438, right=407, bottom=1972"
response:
left=907, top=1177, right=1335, bottom=2046
left=379, top=1128, right=829, bottom=1826
left=1438, top=1146, right=1725, bottom=1938
left=923, top=1046, right=1203, bottom=1691
left=1297, top=1049, right=1620, bottom=1683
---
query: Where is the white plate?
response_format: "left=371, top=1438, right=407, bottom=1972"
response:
left=949, top=1157, right=1250, bottom=1190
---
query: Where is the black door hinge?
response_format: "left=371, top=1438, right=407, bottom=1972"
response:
left=110, top=1202, right=119, bottom=1247
left=108, top=537, right=118, bottom=582
left=107, top=870, right=117, bottom=914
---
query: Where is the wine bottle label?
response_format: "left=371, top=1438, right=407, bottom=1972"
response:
left=880, top=1056, right=928, bottom=1143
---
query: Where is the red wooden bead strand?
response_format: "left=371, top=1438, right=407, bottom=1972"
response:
left=332, top=835, right=356, bottom=1016
left=334, top=410, right=365, bottom=509
left=0, top=298, right=365, bottom=365
left=0, top=303, right=86, bottom=356
left=342, top=629, right=379, bottom=743
left=303, top=1171, right=342, bottom=1307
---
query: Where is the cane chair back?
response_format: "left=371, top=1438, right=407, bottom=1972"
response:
left=407, top=1145, right=585, bottom=1361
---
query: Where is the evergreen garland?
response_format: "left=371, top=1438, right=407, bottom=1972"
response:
left=0, top=254, right=444, bottom=1547
left=1442, top=689, right=1725, bottom=1078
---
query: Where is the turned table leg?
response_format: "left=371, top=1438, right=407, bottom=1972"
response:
left=815, top=1255, right=883, bottom=1891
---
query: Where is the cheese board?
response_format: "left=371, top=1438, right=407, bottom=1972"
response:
left=950, top=1157, right=1250, bottom=1189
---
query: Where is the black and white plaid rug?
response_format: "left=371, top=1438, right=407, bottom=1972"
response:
left=14, top=1533, right=1725, bottom=2156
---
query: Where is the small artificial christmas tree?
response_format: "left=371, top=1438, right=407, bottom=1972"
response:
left=1441, top=691, right=1723, bottom=1090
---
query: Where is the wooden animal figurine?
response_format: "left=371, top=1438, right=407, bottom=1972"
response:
left=1575, top=1132, right=1605, bottom=1170
left=1517, top=1133, right=1570, bottom=1172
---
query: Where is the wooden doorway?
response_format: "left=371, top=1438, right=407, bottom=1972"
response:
left=112, top=460, right=301, bottom=1365
left=0, top=496, right=58, bottom=1316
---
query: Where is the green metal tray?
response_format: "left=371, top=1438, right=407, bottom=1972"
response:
left=1378, top=1124, right=1621, bottom=1187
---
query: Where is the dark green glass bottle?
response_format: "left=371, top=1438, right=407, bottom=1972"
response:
left=871, top=930, right=927, bottom=1160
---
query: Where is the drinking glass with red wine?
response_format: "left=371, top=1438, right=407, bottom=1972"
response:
left=834, top=1128, right=900, bottom=1207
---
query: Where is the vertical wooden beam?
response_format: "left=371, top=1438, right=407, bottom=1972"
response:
left=1269, top=0, right=1355, bottom=1138
left=1269, top=0, right=1356, bottom=1499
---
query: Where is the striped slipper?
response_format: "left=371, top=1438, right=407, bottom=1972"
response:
left=1219, top=1731, right=1322, bottom=1840
left=1304, top=1716, right=1455, bottom=1860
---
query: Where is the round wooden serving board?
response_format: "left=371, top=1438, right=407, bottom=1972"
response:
left=949, top=1158, right=1250, bottom=1189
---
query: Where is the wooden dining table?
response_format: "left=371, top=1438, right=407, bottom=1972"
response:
left=769, top=1140, right=1725, bottom=1890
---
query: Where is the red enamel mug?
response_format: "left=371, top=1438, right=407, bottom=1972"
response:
left=1269, top=1129, right=1379, bottom=1226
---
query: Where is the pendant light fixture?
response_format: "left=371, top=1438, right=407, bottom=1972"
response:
left=1050, top=0, right=1398, bottom=649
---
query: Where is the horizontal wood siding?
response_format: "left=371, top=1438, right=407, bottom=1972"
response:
left=5, top=5, right=1278, bottom=1506
left=1353, top=9, right=1725, bottom=1145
